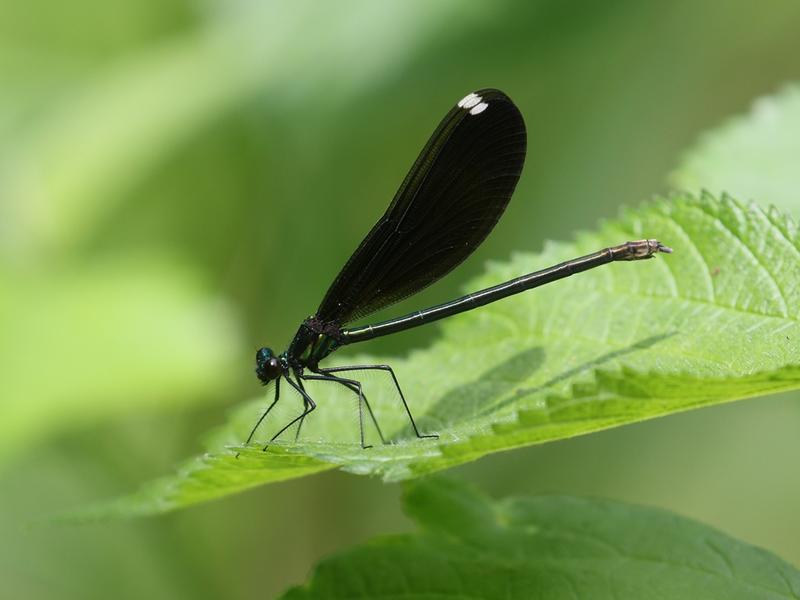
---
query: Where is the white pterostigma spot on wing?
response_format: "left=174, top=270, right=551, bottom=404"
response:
left=469, top=102, right=488, bottom=115
left=457, top=92, right=490, bottom=116
left=457, top=92, right=480, bottom=108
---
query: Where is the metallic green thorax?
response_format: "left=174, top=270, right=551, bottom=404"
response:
left=287, top=316, right=343, bottom=369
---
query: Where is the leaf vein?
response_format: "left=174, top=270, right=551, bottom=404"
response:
left=693, top=201, right=789, bottom=316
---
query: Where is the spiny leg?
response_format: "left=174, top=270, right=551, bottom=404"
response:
left=320, top=364, right=438, bottom=440
left=265, top=375, right=316, bottom=449
left=334, top=379, right=386, bottom=445
left=237, top=377, right=281, bottom=458
left=301, top=373, right=382, bottom=449
left=294, top=377, right=312, bottom=442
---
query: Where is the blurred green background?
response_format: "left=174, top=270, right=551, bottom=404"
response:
left=2, top=1, right=799, bottom=597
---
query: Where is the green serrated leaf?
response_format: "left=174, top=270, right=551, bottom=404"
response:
left=672, top=83, right=800, bottom=215
left=82, top=193, right=800, bottom=517
left=281, top=477, right=800, bottom=599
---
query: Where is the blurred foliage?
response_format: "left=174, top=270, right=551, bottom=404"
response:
left=83, top=194, right=800, bottom=517
left=673, top=84, right=800, bottom=216
left=2, top=0, right=800, bottom=598
left=284, top=477, right=800, bottom=599
left=0, top=256, right=238, bottom=464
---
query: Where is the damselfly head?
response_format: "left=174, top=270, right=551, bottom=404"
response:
left=255, top=347, right=282, bottom=384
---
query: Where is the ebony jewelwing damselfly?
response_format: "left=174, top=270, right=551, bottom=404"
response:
left=246, top=88, right=671, bottom=450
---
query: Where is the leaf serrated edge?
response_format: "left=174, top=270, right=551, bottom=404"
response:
left=401, top=358, right=800, bottom=482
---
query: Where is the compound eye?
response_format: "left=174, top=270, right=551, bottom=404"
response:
left=267, top=357, right=282, bottom=376
left=255, top=348, right=282, bottom=383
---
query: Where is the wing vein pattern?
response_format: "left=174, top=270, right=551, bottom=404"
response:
left=316, top=88, right=527, bottom=325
